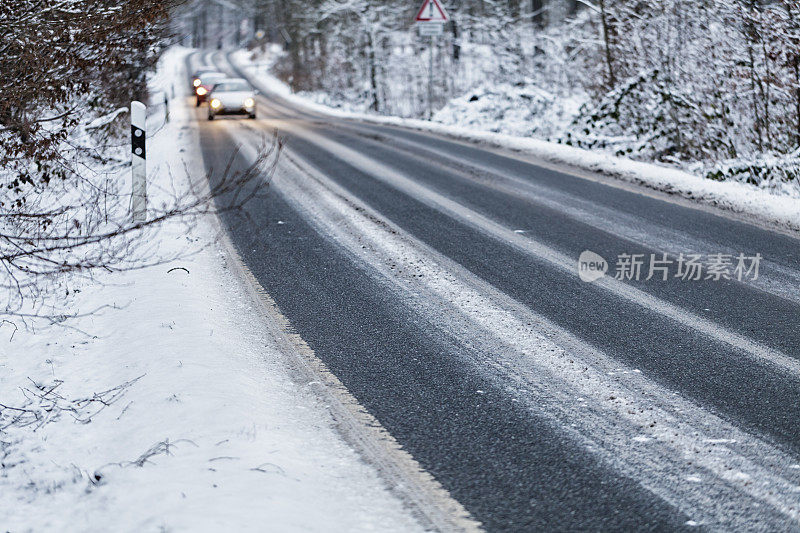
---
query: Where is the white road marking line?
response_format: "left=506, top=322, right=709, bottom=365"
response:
left=268, top=119, right=800, bottom=379
left=181, top=75, right=482, bottom=531
left=225, top=122, right=800, bottom=529
left=347, top=128, right=800, bottom=307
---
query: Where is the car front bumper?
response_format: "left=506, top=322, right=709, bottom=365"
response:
left=210, top=105, right=255, bottom=115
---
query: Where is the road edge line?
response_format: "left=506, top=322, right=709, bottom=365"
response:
left=214, top=219, right=482, bottom=533
left=186, top=49, right=481, bottom=532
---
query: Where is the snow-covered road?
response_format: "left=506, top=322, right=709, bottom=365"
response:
left=193, top=49, right=800, bottom=531
left=6, top=42, right=799, bottom=531
left=0, top=48, right=436, bottom=532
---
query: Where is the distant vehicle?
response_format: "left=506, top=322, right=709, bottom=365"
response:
left=195, top=72, right=227, bottom=106
left=191, top=66, right=215, bottom=89
left=207, top=79, right=257, bottom=120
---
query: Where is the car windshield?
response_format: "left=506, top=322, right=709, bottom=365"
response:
left=200, top=74, right=226, bottom=85
left=213, top=82, right=250, bottom=93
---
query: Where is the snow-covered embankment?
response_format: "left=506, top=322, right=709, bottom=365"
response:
left=0, top=47, right=423, bottom=532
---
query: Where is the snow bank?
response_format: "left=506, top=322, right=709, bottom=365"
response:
left=433, top=81, right=584, bottom=140
left=0, top=47, right=422, bottom=532
left=232, top=49, right=800, bottom=234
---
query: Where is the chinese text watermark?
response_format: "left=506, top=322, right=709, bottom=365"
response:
left=578, top=250, right=761, bottom=283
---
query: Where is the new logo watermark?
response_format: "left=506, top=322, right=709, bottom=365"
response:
left=577, top=250, right=761, bottom=283
left=578, top=250, right=608, bottom=282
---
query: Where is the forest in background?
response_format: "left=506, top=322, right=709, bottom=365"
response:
left=181, top=0, right=800, bottom=192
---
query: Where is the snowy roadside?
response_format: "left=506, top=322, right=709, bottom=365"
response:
left=0, top=47, right=423, bottom=532
left=231, top=48, right=800, bottom=234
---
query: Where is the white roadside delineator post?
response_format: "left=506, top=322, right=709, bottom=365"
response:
left=131, top=100, right=147, bottom=222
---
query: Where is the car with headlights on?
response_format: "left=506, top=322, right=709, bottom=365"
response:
left=191, top=66, right=215, bottom=90
left=207, top=79, right=257, bottom=120
left=195, top=72, right=226, bottom=106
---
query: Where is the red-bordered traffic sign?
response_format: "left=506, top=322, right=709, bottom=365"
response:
left=415, top=0, right=449, bottom=22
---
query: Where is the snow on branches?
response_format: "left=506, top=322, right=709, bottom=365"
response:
left=0, top=0, right=178, bottom=319
left=242, top=0, right=800, bottom=192
left=0, top=0, right=176, bottom=192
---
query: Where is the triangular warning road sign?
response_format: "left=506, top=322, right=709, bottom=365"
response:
left=415, top=0, right=449, bottom=22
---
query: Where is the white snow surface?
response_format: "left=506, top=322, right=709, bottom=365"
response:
left=0, top=47, right=422, bottom=532
left=232, top=48, right=800, bottom=234
left=433, top=81, right=585, bottom=140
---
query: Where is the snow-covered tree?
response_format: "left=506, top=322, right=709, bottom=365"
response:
left=0, top=0, right=283, bottom=319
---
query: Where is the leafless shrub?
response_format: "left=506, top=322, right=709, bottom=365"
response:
left=0, top=375, right=145, bottom=432
left=125, top=438, right=198, bottom=468
left=1, top=130, right=283, bottom=324
left=87, top=437, right=200, bottom=485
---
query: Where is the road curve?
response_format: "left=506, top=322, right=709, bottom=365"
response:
left=190, top=51, right=800, bottom=531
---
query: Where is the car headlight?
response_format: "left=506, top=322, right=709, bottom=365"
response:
left=193, top=79, right=201, bottom=87
left=196, top=87, right=207, bottom=96
left=210, top=99, right=222, bottom=109
left=244, top=98, right=255, bottom=108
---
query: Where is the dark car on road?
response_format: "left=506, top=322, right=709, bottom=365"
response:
left=191, top=66, right=215, bottom=90
left=194, top=72, right=226, bottom=106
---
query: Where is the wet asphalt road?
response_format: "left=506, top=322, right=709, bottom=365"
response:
left=190, top=52, right=800, bottom=531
